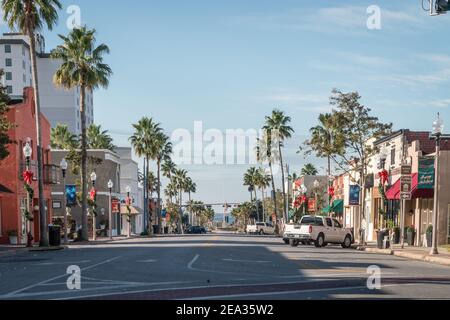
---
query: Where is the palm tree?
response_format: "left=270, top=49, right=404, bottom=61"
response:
left=51, top=124, right=78, bottom=150
left=52, top=27, right=112, bottom=241
left=173, top=168, right=188, bottom=234
left=301, top=163, right=319, bottom=176
left=263, top=110, right=294, bottom=222
left=154, top=131, right=172, bottom=233
left=87, top=124, right=115, bottom=151
left=244, top=167, right=261, bottom=223
left=255, top=168, right=271, bottom=222
left=256, top=129, right=279, bottom=221
left=162, top=159, right=177, bottom=180
left=130, top=117, right=161, bottom=234
left=184, top=177, right=197, bottom=225
left=2, top=0, right=62, bottom=247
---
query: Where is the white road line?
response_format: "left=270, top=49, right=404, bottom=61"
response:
left=136, top=259, right=157, bottom=263
left=2, top=256, right=122, bottom=298
left=187, top=254, right=200, bottom=270
left=34, top=260, right=91, bottom=266
left=222, top=259, right=271, bottom=263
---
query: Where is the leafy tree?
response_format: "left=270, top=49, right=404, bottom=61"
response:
left=0, top=69, right=13, bottom=161
left=52, top=26, right=112, bottom=241
left=263, top=110, right=294, bottom=221
left=3, top=0, right=62, bottom=247
left=301, top=163, right=319, bottom=176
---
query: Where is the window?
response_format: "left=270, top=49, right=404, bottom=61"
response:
left=23, top=74, right=26, bottom=83
left=5, top=58, right=12, bottom=67
left=333, top=220, right=342, bottom=228
left=22, top=46, right=25, bottom=56
left=22, top=60, right=26, bottom=69
left=6, top=86, right=12, bottom=94
left=326, top=218, right=333, bottom=227
left=5, top=44, right=11, bottom=53
left=391, top=148, right=396, bottom=166
left=5, top=72, right=12, bottom=81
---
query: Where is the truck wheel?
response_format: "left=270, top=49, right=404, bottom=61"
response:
left=259, top=230, right=265, bottom=236
left=315, top=234, right=325, bottom=248
left=290, top=239, right=299, bottom=247
left=342, top=235, right=352, bottom=249
left=283, top=239, right=290, bottom=245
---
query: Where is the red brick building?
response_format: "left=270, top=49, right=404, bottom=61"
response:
left=0, top=88, right=54, bottom=245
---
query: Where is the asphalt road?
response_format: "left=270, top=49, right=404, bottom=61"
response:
left=0, top=233, right=449, bottom=300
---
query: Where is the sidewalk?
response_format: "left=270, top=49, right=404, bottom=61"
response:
left=355, top=242, right=450, bottom=267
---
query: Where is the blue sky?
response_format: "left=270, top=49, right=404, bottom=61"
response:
left=3, top=0, right=450, bottom=205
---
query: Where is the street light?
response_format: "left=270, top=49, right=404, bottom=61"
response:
left=431, top=113, right=444, bottom=255
left=125, top=185, right=132, bottom=238
left=379, top=146, right=388, bottom=169
left=60, top=158, right=69, bottom=246
left=90, top=171, right=97, bottom=241
left=23, top=141, right=33, bottom=247
left=301, top=185, right=308, bottom=216
left=108, top=179, right=114, bottom=240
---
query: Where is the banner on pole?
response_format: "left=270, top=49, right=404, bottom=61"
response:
left=418, top=157, right=435, bottom=189
left=349, top=185, right=361, bottom=206
left=66, top=185, right=77, bottom=207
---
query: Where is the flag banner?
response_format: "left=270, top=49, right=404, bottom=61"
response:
left=418, top=157, right=435, bottom=189
left=349, top=185, right=360, bottom=206
left=66, top=185, right=77, bottom=207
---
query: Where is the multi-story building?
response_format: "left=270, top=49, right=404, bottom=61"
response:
left=51, top=149, right=122, bottom=237
left=0, top=87, right=55, bottom=244
left=115, top=147, right=144, bottom=235
left=0, top=33, right=93, bottom=135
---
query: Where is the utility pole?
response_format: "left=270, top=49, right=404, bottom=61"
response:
left=285, top=164, right=290, bottom=223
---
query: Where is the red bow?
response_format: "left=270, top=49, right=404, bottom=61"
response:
left=378, top=170, right=389, bottom=185
left=22, top=170, right=34, bottom=185
left=125, top=197, right=132, bottom=206
left=301, top=195, right=308, bottom=203
left=89, top=188, right=97, bottom=201
left=328, top=187, right=335, bottom=198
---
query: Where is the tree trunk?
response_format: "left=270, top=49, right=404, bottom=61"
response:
left=28, top=29, right=49, bottom=247
left=157, top=160, right=162, bottom=234
left=328, top=155, right=332, bottom=216
left=79, top=84, right=88, bottom=241
left=147, top=157, right=153, bottom=235
left=268, top=161, right=278, bottom=221
left=179, top=189, right=184, bottom=235
left=254, top=189, right=259, bottom=221
left=278, top=143, right=287, bottom=222
left=261, top=189, right=266, bottom=222
left=143, top=159, right=147, bottom=234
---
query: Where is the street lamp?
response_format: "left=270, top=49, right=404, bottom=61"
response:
left=60, top=158, right=68, bottom=246
left=23, top=141, right=33, bottom=247
left=301, top=185, right=308, bottom=216
left=90, top=171, right=97, bottom=241
left=108, top=179, right=114, bottom=240
left=313, top=180, right=320, bottom=215
left=379, top=146, right=388, bottom=169
left=125, top=185, right=132, bottom=238
left=431, top=113, right=444, bottom=255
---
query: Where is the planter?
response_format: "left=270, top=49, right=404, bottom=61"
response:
left=8, top=236, right=18, bottom=245
left=426, top=232, right=433, bottom=248
left=407, top=231, right=416, bottom=246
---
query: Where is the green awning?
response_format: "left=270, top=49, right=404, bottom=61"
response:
left=322, top=200, right=344, bottom=214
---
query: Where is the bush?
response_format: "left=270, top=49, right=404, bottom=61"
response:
left=407, top=226, right=416, bottom=234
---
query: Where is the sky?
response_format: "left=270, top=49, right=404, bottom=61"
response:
left=2, top=0, right=450, bottom=206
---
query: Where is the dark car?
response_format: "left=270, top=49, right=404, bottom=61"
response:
left=187, top=226, right=207, bottom=234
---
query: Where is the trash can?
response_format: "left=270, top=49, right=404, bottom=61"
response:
left=49, top=225, right=61, bottom=247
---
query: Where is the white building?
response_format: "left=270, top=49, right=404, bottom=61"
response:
left=115, top=147, right=144, bottom=235
left=0, top=33, right=93, bottom=135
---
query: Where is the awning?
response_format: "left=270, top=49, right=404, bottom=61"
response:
left=385, top=173, right=434, bottom=200
left=322, top=200, right=344, bottom=214
left=120, top=205, right=142, bottom=216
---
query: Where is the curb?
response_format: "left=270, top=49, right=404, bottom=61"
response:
left=29, top=246, right=66, bottom=252
left=355, top=246, right=450, bottom=267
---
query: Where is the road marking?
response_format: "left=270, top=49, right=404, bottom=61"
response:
left=34, top=260, right=91, bottom=266
left=136, top=259, right=157, bottom=263
left=222, top=259, right=271, bottom=264
left=2, top=256, right=122, bottom=298
left=187, top=255, right=200, bottom=270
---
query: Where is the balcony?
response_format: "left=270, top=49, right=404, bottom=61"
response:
left=19, top=161, right=60, bottom=185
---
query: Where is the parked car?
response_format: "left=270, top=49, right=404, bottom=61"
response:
left=283, top=215, right=354, bottom=248
left=246, top=222, right=276, bottom=235
left=186, top=226, right=207, bottom=234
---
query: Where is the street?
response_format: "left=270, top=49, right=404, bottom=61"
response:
left=0, top=233, right=449, bottom=300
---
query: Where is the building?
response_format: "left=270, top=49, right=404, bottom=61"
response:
left=363, top=130, right=450, bottom=246
left=115, top=147, right=144, bottom=235
left=0, top=87, right=54, bottom=244
left=51, top=149, right=121, bottom=237
left=0, top=33, right=93, bottom=135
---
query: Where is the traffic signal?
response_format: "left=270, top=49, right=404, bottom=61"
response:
left=436, top=0, right=449, bottom=13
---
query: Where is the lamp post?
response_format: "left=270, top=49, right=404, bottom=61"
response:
left=60, top=158, right=68, bottom=245
left=90, top=171, right=97, bottom=241
left=108, top=179, right=113, bottom=241
left=379, top=147, right=388, bottom=230
left=23, top=141, right=33, bottom=247
left=126, top=185, right=132, bottom=238
left=431, top=113, right=444, bottom=255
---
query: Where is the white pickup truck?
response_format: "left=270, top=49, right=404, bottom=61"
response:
left=283, top=216, right=354, bottom=248
left=246, top=222, right=276, bottom=235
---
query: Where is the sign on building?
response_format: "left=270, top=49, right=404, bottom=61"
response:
left=400, top=176, right=412, bottom=200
